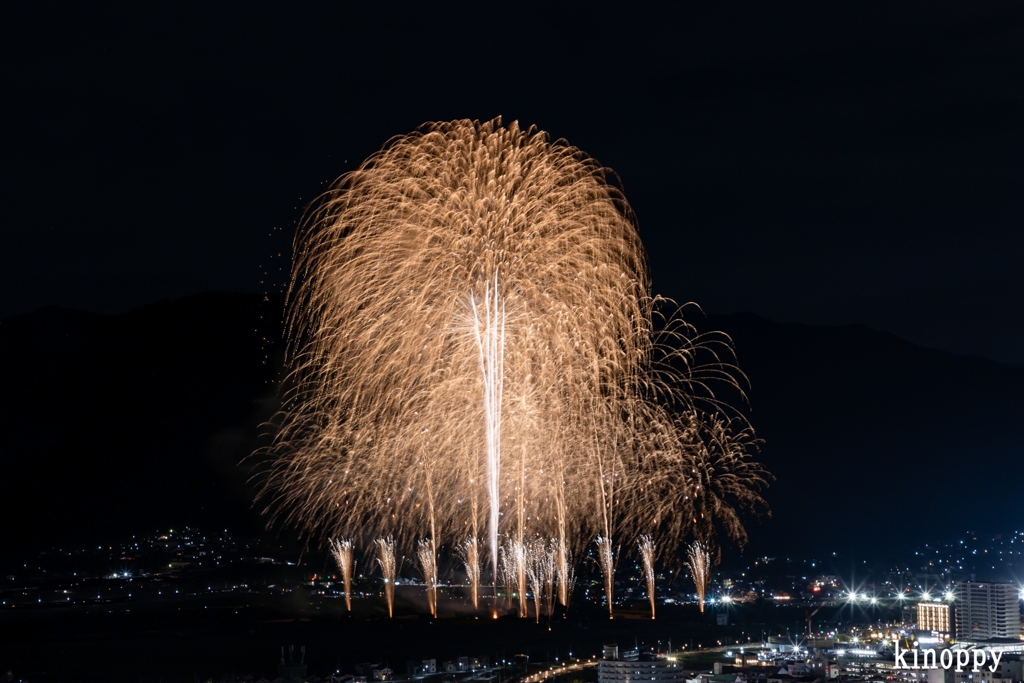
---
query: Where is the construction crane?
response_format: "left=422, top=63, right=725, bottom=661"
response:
left=806, top=606, right=823, bottom=637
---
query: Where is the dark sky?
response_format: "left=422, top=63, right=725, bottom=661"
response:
left=3, top=2, right=1022, bottom=363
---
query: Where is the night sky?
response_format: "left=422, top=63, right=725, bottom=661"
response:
left=2, top=1, right=1022, bottom=366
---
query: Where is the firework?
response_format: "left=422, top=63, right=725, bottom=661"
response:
left=500, top=536, right=529, bottom=617
left=596, top=535, right=615, bottom=618
left=685, top=540, right=712, bottom=613
left=473, top=273, right=505, bottom=581
left=259, top=118, right=768, bottom=617
left=526, top=540, right=552, bottom=623
left=638, top=534, right=656, bottom=619
left=416, top=538, right=438, bottom=617
left=498, top=538, right=515, bottom=610
left=375, top=537, right=397, bottom=618
left=539, top=540, right=556, bottom=619
left=553, top=538, right=575, bottom=609
left=637, top=409, right=770, bottom=560
left=329, top=538, right=354, bottom=611
left=457, top=537, right=481, bottom=609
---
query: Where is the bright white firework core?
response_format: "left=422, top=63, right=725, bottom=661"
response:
left=471, top=272, right=505, bottom=580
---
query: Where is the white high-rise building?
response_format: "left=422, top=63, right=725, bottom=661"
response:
left=599, top=646, right=685, bottom=683
left=954, top=582, right=1021, bottom=641
left=598, top=659, right=686, bottom=683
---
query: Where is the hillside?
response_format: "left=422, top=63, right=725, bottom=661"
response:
left=0, top=292, right=283, bottom=555
left=1, top=293, right=1021, bottom=562
left=703, top=312, right=1024, bottom=560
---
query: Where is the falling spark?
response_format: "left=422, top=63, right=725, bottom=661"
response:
left=637, top=534, right=656, bottom=619
left=329, top=538, right=354, bottom=611
left=499, top=538, right=517, bottom=610
left=376, top=537, right=397, bottom=618
left=554, top=538, right=575, bottom=609
left=596, top=535, right=615, bottom=618
left=417, top=538, right=438, bottom=617
left=686, top=540, right=712, bottom=613
left=537, top=540, right=557, bottom=620
left=500, top=536, right=529, bottom=618
left=526, top=540, right=551, bottom=623
left=458, top=537, right=481, bottom=609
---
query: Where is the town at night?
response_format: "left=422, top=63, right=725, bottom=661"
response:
left=2, top=2, right=1022, bottom=681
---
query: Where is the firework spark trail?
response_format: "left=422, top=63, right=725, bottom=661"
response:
left=526, top=541, right=550, bottom=623
left=499, top=537, right=529, bottom=618
left=329, top=538, right=355, bottom=611
left=553, top=539, right=574, bottom=608
left=417, top=538, right=438, bottom=617
left=458, top=537, right=481, bottom=609
left=516, top=540, right=529, bottom=618
left=471, top=274, right=505, bottom=580
left=637, top=534, right=656, bottom=620
left=260, top=118, right=769, bottom=617
left=596, top=535, right=615, bottom=618
left=540, top=541, right=556, bottom=620
left=686, top=540, right=712, bottom=613
left=499, top=539, right=515, bottom=610
left=376, top=537, right=397, bottom=618
left=552, top=464, right=571, bottom=608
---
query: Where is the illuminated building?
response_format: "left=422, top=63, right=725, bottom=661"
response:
left=945, top=656, right=1024, bottom=683
left=916, top=602, right=951, bottom=634
left=954, top=582, right=1022, bottom=641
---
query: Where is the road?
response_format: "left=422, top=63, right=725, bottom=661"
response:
left=519, top=642, right=740, bottom=683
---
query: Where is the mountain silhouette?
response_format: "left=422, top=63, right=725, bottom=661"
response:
left=0, top=292, right=282, bottom=557
left=1, top=293, right=1021, bottom=563
left=701, top=311, right=1024, bottom=561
